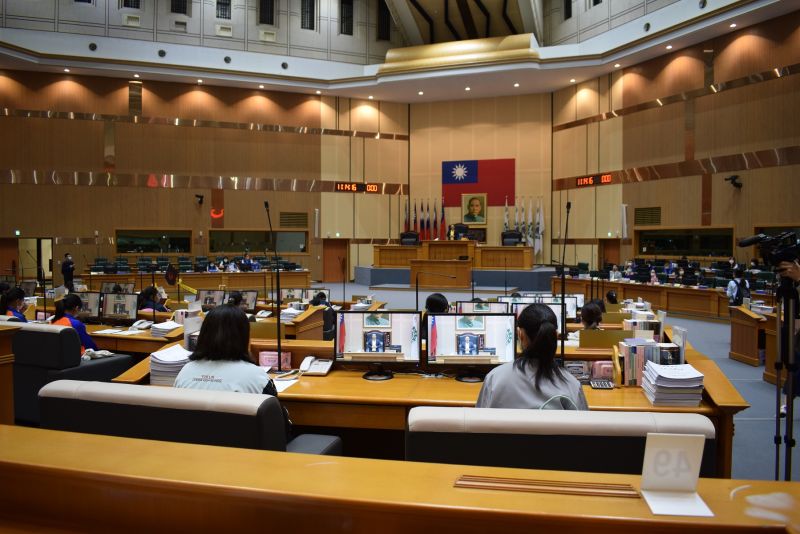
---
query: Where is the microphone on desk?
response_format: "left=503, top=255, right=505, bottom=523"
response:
left=415, top=271, right=456, bottom=312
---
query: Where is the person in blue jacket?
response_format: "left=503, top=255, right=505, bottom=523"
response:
left=52, top=293, right=98, bottom=354
left=0, top=287, right=28, bottom=322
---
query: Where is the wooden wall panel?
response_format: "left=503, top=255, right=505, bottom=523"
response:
left=694, top=75, right=800, bottom=158
left=0, top=118, right=104, bottom=170
left=595, top=184, right=623, bottom=239
left=321, top=192, right=354, bottom=239
left=553, top=85, right=576, bottom=126
left=563, top=187, right=596, bottom=240
left=598, top=116, right=622, bottom=171
left=576, top=80, right=599, bottom=120
left=713, top=11, right=800, bottom=83
left=379, top=101, right=409, bottom=134
left=622, top=46, right=705, bottom=107
left=114, top=124, right=321, bottom=177
left=142, top=81, right=321, bottom=126
left=622, top=104, right=684, bottom=168
left=553, top=125, right=587, bottom=179
left=0, top=71, right=128, bottom=114
left=350, top=99, right=380, bottom=131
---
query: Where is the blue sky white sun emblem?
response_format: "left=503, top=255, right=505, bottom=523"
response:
left=451, top=164, right=468, bottom=181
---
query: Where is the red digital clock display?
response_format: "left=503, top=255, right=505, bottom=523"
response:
left=575, top=174, right=613, bottom=187
left=334, top=182, right=380, bottom=193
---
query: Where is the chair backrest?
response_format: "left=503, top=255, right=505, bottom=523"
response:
left=453, top=224, right=469, bottom=239
left=12, top=323, right=82, bottom=370
left=406, top=407, right=717, bottom=476
left=500, top=231, right=522, bottom=246
left=39, top=380, right=288, bottom=451
left=400, top=231, right=419, bottom=246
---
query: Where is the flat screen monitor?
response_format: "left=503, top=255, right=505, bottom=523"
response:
left=224, top=290, right=258, bottom=312
left=101, top=293, right=138, bottom=321
left=512, top=302, right=562, bottom=332
left=498, top=295, right=537, bottom=305
left=521, top=291, right=551, bottom=298
left=20, top=280, right=37, bottom=298
left=426, top=313, right=516, bottom=369
left=198, top=290, right=226, bottom=308
left=100, top=282, right=135, bottom=294
left=566, top=293, right=585, bottom=308
left=456, top=301, right=509, bottom=314
left=334, top=311, right=421, bottom=380
left=304, top=288, right=330, bottom=302
left=72, top=291, right=101, bottom=320
left=280, top=288, right=304, bottom=302
left=35, top=310, right=50, bottom=322
left=539, top=296, right=578, bottom=320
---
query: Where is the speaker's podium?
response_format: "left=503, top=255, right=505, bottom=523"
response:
left=410, top=259, right=471, bottom=289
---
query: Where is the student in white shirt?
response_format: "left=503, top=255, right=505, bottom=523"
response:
left=477, top=303, right=588, bottom=410
left=726, top=268, right=750, bottom=305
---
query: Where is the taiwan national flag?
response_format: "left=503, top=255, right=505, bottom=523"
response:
left=441, top=159, right=515, bottom=207
left=338, top=314, right=346, bottom=354
left=430, top=316, right=437, bottom=360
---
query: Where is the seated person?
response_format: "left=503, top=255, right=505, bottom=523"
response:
left=476, top=303, right=588, bottom=410
left=623, top=261, right=635, bottom=277
left=52, top=293, right=98, bottom=354
left=238, top=253, right=255, bottom=272
left=0, top=287, right=28, bottom=322
left=605, top=290, right=618, bottom=305
left=175, top=305, right=278, bottom=395
left=673, top=267, right=688, bottom=285
left=567, top=302, right=603, bottom=341
left=609, top=264, right=622, bottom=281
left=648, top=269, right=659, bottom=285
left=588, top=298, right=606, bottom=313
left=727, top=256, right=739, bottom=271
left=206, top=261, right=219, bottom=273
left=425, top=293, right=449, bottom=314
left=137, top=286, right=170, bottom=313
left=111, top=284, right=123, bottom=294
left=225, top=259, right=240, bottom=273
left=309, top=291, right=331, bottom=307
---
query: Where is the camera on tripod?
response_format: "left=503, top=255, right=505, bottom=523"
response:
left=738, top=231, right=800, bottom=268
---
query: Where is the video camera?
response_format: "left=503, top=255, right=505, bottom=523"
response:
left=738, top=231, right=800, bottom=268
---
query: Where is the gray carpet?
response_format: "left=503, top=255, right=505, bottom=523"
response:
left=320, top=283, right=799, bottom=481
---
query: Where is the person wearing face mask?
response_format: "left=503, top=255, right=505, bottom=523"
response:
left=649, top=269, right=659, bottom=285
left=624, top=261, right=635, bottom=277
left=61, top=252, right=75, bottom=292
left=609, top=264, right=622, bottom=281
left=727, top=256, right=739, bottom=271
left=673, top=267, right=687, bottom=286
left=0, top=287, right=28, bottom=322
left=476, top=303, right=588, bottom=410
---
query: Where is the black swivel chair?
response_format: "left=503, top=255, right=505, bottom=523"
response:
left=400, top=231, right=420, bottom=246
left=453, top=224, right=469, bottom=240
left=501, top=231, right=522, bottom=246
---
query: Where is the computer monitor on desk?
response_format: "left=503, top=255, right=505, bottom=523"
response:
left=100, top=282, right=134, bottom=294
left=197, top=290, right=225, bottom=310
left=334, top=311, right=421, bottom=381
left=456, top=301, right=509, bottom=314
left=426, top=313, right=516, bottom=382
left=539, top=296, right=578, bottom=321
left=101, top=293, right=138, bottom=324
left=498, top=295, right=537, bottom=305
left=224, top=290, right=258, bottom=312
left=303, top=288, right=330, bottom=302
left=512, top=302, right=562, bottom=332
left=72, top=291, right=101, bottom=322
left=280, top=288, right=304, bottom=302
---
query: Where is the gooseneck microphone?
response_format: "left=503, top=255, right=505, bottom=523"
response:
left=560, top=201, right=573, bottom=362
left=264, top=200, right=284, bottom=371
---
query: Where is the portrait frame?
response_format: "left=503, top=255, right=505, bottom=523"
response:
left=461, top=193, right=487, bottom=226
left=363, top=312, right=392, bottom=328
left=455, top=314, right=486, bottom=331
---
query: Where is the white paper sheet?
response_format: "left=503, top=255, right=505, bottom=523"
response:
left=272, top=379, right=297, bottom=393
left=641, top=490, right=713, bottom=517
left=93, top=328, right=124, bottom=334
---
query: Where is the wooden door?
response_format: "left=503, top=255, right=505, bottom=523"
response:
left=323, top=239, right=349, bottom=282
left=0, top=239, right=18, bottom=283
left=600, top=239, right=621, bottom=267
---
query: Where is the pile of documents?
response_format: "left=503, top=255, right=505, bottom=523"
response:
left=150, top=344, right=192, bottom=386
left=151, top=320, right=181, bottom=337
left=279, top=307, right=303, bottom=323
left=642, top=361, right=704, bottom=407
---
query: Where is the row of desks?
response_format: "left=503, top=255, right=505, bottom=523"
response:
left=374, top=241, right=533, bottom=270
left=1, top=424, right=798, bottom=533
left=81, top=270, right=312, bottom=295
left=552, top=277, right=776, bottom=319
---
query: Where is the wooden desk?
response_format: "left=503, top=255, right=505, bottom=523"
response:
left=423, top=240, right=476, bottom=261
left=88, top=324, right=184, bottom=354
left=2, top=425, right=799, bottom=533
left=410, top=259, right=471, bottom=289
left=0, top=325, right=20, bottom=425
left=475, top=246, right=533, bottom=270
left=85, top=271, right=311, bottom=296
left=729, top=306, right=766, bottom=366
left=373, top=245, right=421, bottom=267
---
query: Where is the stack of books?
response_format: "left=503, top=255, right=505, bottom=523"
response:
left=150, top=344, right=192, bottom=386
left=642, top=361, right=704, bottom=406
left=151, top=320, right=181, bottom=337
left=619, top=339, right=683, bottom=385
left=622, top=319, right=663, bottom=341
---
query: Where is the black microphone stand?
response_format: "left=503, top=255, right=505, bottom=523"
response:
left=560, top=201, right=572, bottom=361
left=340, top=256, right=347, bottom=306
left=773, top=274, right=798, bottom=481
left=415, top=271, right=457, bottom=311
left=504, top=258, right=508, bottom=296
left=150, top=261, right=157, bottom=324
left=83, top=254, right=92, bottom=291
left=265, top=201, right=284, bottom=372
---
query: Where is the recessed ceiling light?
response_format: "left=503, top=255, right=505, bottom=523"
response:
left=465, top=87, right=471, bottom=91
left=614, top=63, right=621, bottom=68
left=666, top=45, right=673, bottom=50
left=569, top=78, right=576, bottom=83
left=258, top=84, right=264, bottom=89
left=418, top=91, right=424, bottom=96
left=197, top=79, right=203, bottom=84
left=368, top=95, right=374, bottom=100
left=63, top=68, right=70, bottom=73
left=133, top=73, right=140, bottom=78
left=315, top=90, right=321, bottom=94
left=513, top=82, right=519, bottom=87
left=729, top=23, right=737, bottom=28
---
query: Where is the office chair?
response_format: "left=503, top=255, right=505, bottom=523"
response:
left=501, top=230, right=522, bottom=246
left=400, top=231, right=420, bottom=246
left=453, top=224, right=469, bottom=240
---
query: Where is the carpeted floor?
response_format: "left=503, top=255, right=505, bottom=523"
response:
left=320, top=282, right=799, bottom=481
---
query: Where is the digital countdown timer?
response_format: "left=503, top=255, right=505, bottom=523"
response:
left=334, top=182, right=380, bottom=193
left=575, top=173, right=613, bottom=188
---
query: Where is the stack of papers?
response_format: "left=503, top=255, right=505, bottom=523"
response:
left=642, top=361, right=704, bottom=407
left=279, top=307, right=303, bottom=323
left=350, top=302, right=370, bottom=311
left=151, top=320, right=181, bottom=337
left=150, top=344, right=192, bottom=386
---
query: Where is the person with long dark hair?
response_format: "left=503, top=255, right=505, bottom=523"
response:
left=175, top=304, right=276, bottom=394
left=137, top=286, right=169, bottom=312
left=52, top=293, right=98, bottom=353
left=0, top=287, right=28, bottom=322
left=476, top=303, right=588, bottom=410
